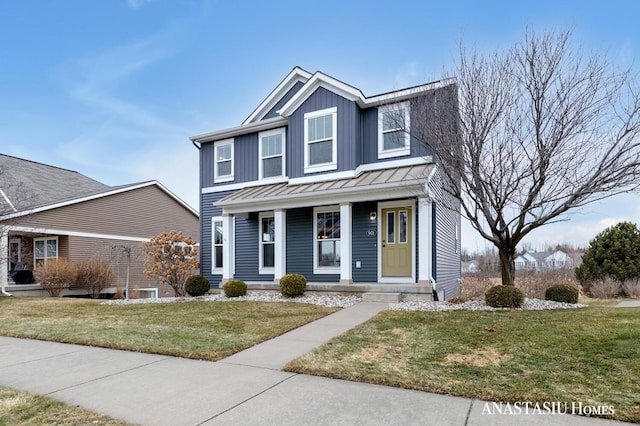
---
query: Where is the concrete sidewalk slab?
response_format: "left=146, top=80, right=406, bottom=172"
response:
left=220, top=301, right=387, bottom=370
left=205, top=374, right=472, bottom=425
left=615, top=300, right=640, bottom=308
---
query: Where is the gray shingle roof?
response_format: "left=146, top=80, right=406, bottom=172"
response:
left=0, top=154, right=111, bottom=213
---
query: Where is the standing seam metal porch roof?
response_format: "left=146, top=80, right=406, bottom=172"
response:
left=216, top=164, right=435, bottom=209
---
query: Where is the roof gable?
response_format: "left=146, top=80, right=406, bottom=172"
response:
left=0, top=154, right=110, bottom=212
left=242, top=67, right=312, bottom=125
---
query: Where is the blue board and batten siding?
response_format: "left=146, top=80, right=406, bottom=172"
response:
left=263, top=81, right=306, bottom=120
left=288, top=87, right=359, bottom=178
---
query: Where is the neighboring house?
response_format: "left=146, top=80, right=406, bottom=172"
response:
left=514, top=250, right=580, bottom=272
left=0, top=154, right=199, bottom=297
left=462, top=260, right=480, bottom=274
left=190, top=67, right=461, bottom=300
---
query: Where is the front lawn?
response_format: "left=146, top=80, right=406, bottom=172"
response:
left=0, top=386, right=130, bottom=426
left=284, top=303, right=640, bottom=423
left=0, top=297, right=338, bottom=361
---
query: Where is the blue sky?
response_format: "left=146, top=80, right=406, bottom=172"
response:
left=2, top=0, right=639, bottom=252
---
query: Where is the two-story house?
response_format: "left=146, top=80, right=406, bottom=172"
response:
left=190, top=67, right=461, bottom=301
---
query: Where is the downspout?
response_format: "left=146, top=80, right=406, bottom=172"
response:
left=0, top=230, right=11, bottom=296
left=425, top=167, right=439, bottom=301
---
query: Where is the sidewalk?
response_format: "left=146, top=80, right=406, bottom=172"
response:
left=0, top=302, right=628, bottom=426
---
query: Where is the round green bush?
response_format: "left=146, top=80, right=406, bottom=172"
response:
left=485, top=285, right=525, bottom=308
left=185, top=275, right=210, bottom=297
left=223, top=279, right=247, bottom=298
left=545, top=284, right=579, bottom=304
left=279, top=273, right=306, bottom=298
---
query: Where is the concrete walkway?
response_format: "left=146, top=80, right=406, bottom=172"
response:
left=0, top=302, right=629, bottom=426
left=616, top=300, right=640, bottom=308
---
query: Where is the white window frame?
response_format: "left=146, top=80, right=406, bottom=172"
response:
left=259, top=212, right=275, bottom=274
left=212, top=217, right=224, bottom=273
left=313, top=205, right=341, bottom=274
left=214, top=139, right=234, bottom=183
left=378, top=101, right=410, bottom=159
left=33, top=236, right=59, bottom=268
left=304, top=107, right=337, bottom=174
left=258, top=128, right=286, bottom=180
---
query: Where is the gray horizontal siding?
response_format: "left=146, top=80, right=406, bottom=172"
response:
left=352, top=202, right=378, bottom=282
left=286, top=207, right=339, bottom=282
left=430, top=170, right=461, bottom=300
left=200, top=191, right=235, bottom=288
left=235, top=213, right=272, bottom=282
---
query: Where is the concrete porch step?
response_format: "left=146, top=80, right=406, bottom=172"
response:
left=362, top=292, right=402, bottom=303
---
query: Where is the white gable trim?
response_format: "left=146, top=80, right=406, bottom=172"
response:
left=278, top=71, right=366, bottom=117
left=243, top=67, right=312, bottom=125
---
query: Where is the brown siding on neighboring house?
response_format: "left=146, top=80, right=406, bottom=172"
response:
left=16, top=184, right=199, bottom=240
left=67, top=235, right=180, bottom=297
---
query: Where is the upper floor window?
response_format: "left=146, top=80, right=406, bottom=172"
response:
left=259, top=128, right=286, bottom=180
left=304, top=107, right=337, bottom=173
left=378, top=102, right=410, bottom=159
left=214, top=139, right=234, bottom=182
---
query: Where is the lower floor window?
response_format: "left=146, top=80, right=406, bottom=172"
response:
left=261, top=215, right=275, bottom=269
left=213, top=218, right=223, bottom=271
left=315, top=209, right=340, bottom=269
left=34, top=237, right=58, bottom=267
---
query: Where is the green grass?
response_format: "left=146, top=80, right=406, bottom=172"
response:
left=0, top=297, right=338, bottom=361
left=285, top=303, right=640, bottom=423
left=0, top=386, right=130, bottom=426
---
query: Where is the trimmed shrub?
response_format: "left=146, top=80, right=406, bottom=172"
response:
left=34, top=258, right=77, bottom=297
left=75, top=261, right=114, bottom=299
left=185, top=274, right=210, bottom=297
left=545, top=284, right=579, bottom=304
left=223, top=279, right=247, bottom=298
left=485, top=285, right=525, bottom=308
left=279, top=273, right=306, bottom=298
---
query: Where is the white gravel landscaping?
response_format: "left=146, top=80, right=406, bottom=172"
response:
left=102, top=293, right=585, bottom=311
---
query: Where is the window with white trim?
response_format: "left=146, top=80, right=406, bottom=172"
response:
left=259, top=213, right=275, bottom=273
left=214, top=139, right=234, bottom=182
left=34, top=237, right=58, bottom=267
left=313, top=207, right=340, bottom=273
left=378, top=102, right=410, bottom=159
left=259, top=128, right=285, bottom=179
left=212, top=217, right=223, bottom=272
left=304, top=107, right=337, bottom=173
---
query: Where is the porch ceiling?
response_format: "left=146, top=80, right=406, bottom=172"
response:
left=216, top=164, right=434, bottom=214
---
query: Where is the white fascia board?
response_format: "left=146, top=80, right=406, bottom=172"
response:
left=6, top=225, right=150, bottom=242
left=190, top=116, right=288, bottom=144
left=242, top=67, right=312, bottom=125
left=364, top=78, right=457, bottom=107
left=217, top=179, right=427, bottom=214
left=1, top=181, right=198, bottom=221
left=278, top=72, right=366, bottom=117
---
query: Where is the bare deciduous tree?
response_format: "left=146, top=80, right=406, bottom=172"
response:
left=413, top=30, right=640, bottom=286
left=142, top=231, right=199, bottom=297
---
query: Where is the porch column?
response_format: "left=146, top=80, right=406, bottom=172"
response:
left=0, top=229, right=8, bottom=291
left=222, top=213, right=234, bottom=283
left=418, top=197, right=432, bottom=286
left=340, top=202, right=352, bottom=284
left=273, top=208, right=286, bottom=284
